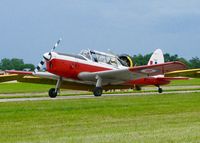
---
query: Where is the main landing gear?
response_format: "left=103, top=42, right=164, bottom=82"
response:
left=49, top=77, right=62, bottom=98
left=135, top=85, right=142, bottom=91
left=93, top=87, right=103, bottom=96
left=93, top=75, right=103, bottom=97
left=158, top=87, right=163, bottom=93
left=157, top=85, right=163, bottom=93
left=49, top=88, right=58, bottom=98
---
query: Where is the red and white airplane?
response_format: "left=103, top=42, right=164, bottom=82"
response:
left=4, top=39, right=187, bottom=98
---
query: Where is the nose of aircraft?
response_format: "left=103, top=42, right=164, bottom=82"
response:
left=43, top=52, right=52, bottom=61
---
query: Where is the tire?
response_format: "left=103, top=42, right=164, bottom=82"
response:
left=49, top=88, right=57, bottom=98
left=158, top=88, right=163, bottom=93
left=93, top=87, right=103, bottom=96
left=135, top=85, right=141, bottom=91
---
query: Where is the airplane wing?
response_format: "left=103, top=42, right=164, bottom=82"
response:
left=165, top=68, right=200, bottom=78
left=5, top=70, right=59, bottom=79
left=0, top=61, right=186, bottom=89
left=0, top=71, right=96, bottom=91
left=0, top=74, right=24, bottom=82
left=0, top=71, right=137, bottom=91
left=0, top=70, right=59, bottom=84
left=78, top=61, right=187, bottom=84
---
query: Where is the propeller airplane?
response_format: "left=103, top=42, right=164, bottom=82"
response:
left=1, top=39, right=188, bottom=98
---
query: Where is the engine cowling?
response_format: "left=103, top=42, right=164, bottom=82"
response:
left=118, top=54, right=134, bottom=67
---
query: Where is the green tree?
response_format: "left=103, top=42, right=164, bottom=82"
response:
left=11, top=58, right=24, bottom=70
left=188, top=57, right=200, bottom=68
left=0, top=58, right=35, bottom=71
left=132, top=53, right=152, bottom=66
left=22, top=64, right=35, bottom=71
left=0, top=58, right=13, bottom=70
left=164, top=53, right=179, bottom=62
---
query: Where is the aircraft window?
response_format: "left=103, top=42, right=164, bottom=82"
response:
left=90, top=51, right=119, bottom=66
left=108, top=57, right=118, bottom=66
left=90, top=51, right=98, bottom=62
left=80, top=50, right=91, bottom=60
left=58, top=52, right=87, bottom=60
left=98, top=55, right=107, bottom=63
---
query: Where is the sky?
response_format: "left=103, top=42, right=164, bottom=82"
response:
left=0, top=0, right=200, bottom=65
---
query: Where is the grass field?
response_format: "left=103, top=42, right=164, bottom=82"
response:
left=0, top=82, right=52, bottom=94
left=170, top=78, right=200, bottom=86
left=0, top=92, right=200, bottom=143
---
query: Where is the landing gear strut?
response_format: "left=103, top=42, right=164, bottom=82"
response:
left=93, top=75, right=103, bottom=96
left=48, top=77, right=62, bottom=98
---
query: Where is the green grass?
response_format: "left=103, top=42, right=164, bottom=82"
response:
left=170, top=78, right=200, bottom=86
left=0, top=92, right=200, bottom=143
left=0, top=82, right=52, bottom=93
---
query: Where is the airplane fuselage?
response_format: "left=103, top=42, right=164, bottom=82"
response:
left=45, top=52, right=171, bottom=86
left=46, top=52, right=116, bottom=80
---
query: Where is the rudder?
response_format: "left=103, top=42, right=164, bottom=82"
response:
left=148, top=49, right=164, bottom=65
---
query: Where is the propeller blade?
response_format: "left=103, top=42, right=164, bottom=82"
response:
left=34, top=58, right=45, bottom=73
left=51, top=38, right=62, bottom=52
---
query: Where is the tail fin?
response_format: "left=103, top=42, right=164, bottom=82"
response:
left=148, top=49, right=164, bottom=65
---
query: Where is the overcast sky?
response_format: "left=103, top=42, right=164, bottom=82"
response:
left=0, top=0, right=200, bottom=65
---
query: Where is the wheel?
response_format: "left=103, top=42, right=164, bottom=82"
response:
left=135, top=85, right=142, bottom=91
left=158, top=87, right=163, bottom=93
left=48, top=88, right=58, bottom=98
left=93, top=87, right=103, bottom=96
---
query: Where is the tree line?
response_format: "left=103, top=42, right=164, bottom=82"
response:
left=0, top=53, right=199, bottom=71
left=0, top=58, right=35, bottom=71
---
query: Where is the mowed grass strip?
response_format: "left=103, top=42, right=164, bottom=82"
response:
left=170, top=78, right=200, bottom=86
left=0, top=83, right=52, bottom=94
left=0, top=93, right=200, bottom=143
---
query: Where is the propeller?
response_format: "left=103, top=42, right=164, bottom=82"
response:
left=34, top=38, right=62, bottom=73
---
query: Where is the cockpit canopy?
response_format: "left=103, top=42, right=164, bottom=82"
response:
left=79, top=49, right=125, bottom=67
